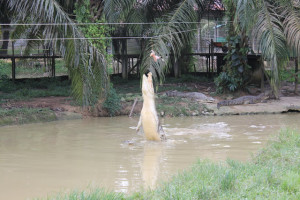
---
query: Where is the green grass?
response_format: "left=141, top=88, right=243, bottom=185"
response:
left=38, top=129, right=300, bottom=200
left=0, top=77, right=71, bottom=102
left=157, top=95, right=202, bottom=116
left=0, top=107, right=57, bottom=126
left=35, top=188, right=125, bottom=200
left=0, top=59, right=68, bottom=78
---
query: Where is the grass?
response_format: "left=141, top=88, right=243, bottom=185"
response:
left=157, top=95, right=202, bottom=116
left=36, top=188, right=125, bottom=200
left=38, top=129, right=300, bottom=200
left=0, top=59, right=68, bottom=78
left=0, top=77, right=71, bottom=126
left=0, top=77, right=71, bottom=102
left=0, top=107, right=57, bottom=126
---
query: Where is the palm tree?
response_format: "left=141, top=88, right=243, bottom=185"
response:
left=4, top=0, right=299, bottom=103
left=103, top=0, right=206, bottom=82
left=234, top=0, right=300, bottom=98
left=0, top=2, right=11, bottom=55
left=106, top=0, right=300, bottom=97
left=3, top=0, right=108, bottom=106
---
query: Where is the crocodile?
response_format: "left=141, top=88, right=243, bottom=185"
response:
left=217, top=92, right=270, bottom=109
left=136, top=72, right=166, bottom=141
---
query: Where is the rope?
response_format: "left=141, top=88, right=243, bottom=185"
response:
left=0, top=21, right=231, bottom=26
left=0, top=28, right=199, bottom=42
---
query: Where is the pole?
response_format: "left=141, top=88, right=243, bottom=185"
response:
left=11, top=41, right=16, bottom=81
left=52, top=49, right=55, bottom=77
left=295, top=57, right=298, bottom=94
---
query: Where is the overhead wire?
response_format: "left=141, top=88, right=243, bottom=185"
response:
left=0, top=28, right=200, bottom=42
left=0, top=21, right=231, bottom=26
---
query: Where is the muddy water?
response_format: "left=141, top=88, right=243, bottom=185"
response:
left=0, top=114, right=299, bottom=199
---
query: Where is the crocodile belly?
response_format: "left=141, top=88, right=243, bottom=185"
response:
left=141, top=109, right=161, bottom=141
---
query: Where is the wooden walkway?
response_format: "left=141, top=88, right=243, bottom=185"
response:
left=0, top=53, right=61, bottom=81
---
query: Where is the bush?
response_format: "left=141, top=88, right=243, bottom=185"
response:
left=102, top=84, right=121, bottom=116
left=214, top=71, right=243, bottom=94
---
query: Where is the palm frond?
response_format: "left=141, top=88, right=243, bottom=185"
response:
left=235, top=0, right=257, bottom=33
left=280, top=0, right=300, bottom=57
left=140, top=0, right=205, bottom=82
left=7, top=0, right=108, bottom=106
left=251, top=0, right=289, bottom=98
left=104, top=0, right=137, bottom=23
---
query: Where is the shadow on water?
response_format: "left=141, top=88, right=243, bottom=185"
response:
left=0, top=114, right=300, bottom=199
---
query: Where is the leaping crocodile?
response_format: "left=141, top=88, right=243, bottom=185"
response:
left=217, top=92, right=270, bottom=109
left=136, top=72, right=166, bottom=141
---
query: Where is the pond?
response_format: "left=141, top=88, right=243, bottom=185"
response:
left=0, top=114, right=299, bottom=199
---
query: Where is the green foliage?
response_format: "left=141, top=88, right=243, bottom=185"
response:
left=178, top=44, right=197, bottom=73
left=7, top=0, right=109, bottom=107
left=71, top=0, right=113, bottom=106
left=74, top=0, right=111, bottom=57
left=215, top=1, right=251, bottom=94
left=102, top=84, right=121, bottom=116
left=0, top=60, right=11, bottom=77
left=280, top=69, right=300, bottom=82
left=214, top=71, right=243, bottom=94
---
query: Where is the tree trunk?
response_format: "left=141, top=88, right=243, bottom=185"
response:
left=121, top=38, right=128, bottom=80
left=0, top=25, right=10, bottom=55
left=173, top=58, right=180, bottom=78
left=295, top=58, right=298, bottom=94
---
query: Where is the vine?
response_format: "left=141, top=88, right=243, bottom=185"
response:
left=215, top=0, right=251, bottom=93
left=74, top=0, right=121, bottom=115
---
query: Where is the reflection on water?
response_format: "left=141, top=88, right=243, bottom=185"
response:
left=142, top=143, right=162, bottom=189
left=0, top=114, right=299, bottom=200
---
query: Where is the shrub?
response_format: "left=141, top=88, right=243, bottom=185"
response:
left=102, top=84, right=121, bottom=116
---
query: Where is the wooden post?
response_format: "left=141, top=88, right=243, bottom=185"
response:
left=129, top=97, right=138, bottom=117
left=117, top=58, right=120, bottom=73
left=137, top=58, right=140, bottom=77
left=11, top=41, right=16, bottom=81
left=113, top=59, right=116, bottom=74
left=121, top=38, right=128, bottom=80
left=132, top=58, right=134, bottom=74
left=211, top=39, right=214, bottom=74
left=173, top=56, right=180, bottom=78
left=295, top=57, right=298, bottom=94
left=260, top=60, right=265, bottom=92
left=52, top=50, right=55, bottom=77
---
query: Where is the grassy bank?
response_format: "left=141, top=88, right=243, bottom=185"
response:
left=112, top=75, right=213, bottom=117
left=40, top=129, right=300, bottom=200
left=0, top=107, right=57, bottom=126
left=0, top=78, right=70, bottom=126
